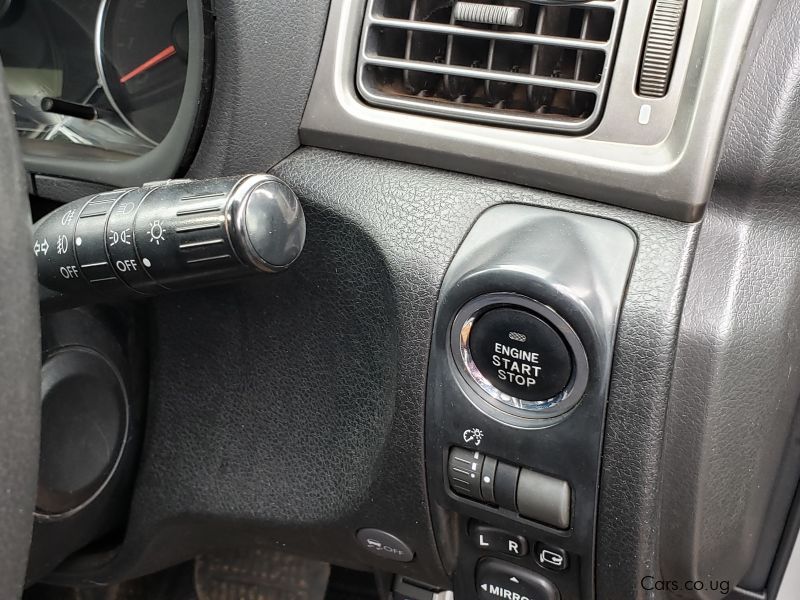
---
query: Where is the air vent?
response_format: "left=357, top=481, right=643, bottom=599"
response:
left=357, top=0, right=625, bottom=133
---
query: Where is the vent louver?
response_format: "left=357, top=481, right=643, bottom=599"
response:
left=357, top=0, right=625, bottom=133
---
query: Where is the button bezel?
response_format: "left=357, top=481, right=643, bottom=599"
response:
left=450, top=293, right=589, bottom=423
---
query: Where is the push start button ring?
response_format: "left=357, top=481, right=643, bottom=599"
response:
left=451, top=293, right=589, bottom=422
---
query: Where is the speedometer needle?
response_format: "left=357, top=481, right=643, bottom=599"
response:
left=119, top=45, right=177, bottom=84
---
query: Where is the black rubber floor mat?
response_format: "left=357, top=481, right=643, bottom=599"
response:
left=24, top=563, right=197, bottom=600
left=323, top=566, right=380, bottom=600
left=195, top=549, right=330, bottom=600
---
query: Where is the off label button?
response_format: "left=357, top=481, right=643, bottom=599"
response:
left=469, top=308, right=572, bottom=403
left=356, top=529, right=415, bottom=563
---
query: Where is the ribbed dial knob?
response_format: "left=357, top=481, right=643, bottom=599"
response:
left=638, top=0, right=687, bottom=98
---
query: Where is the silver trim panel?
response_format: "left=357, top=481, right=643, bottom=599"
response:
left=301, top=0, right=774, bottom=222
left=367, top=17, right=610, bottom=50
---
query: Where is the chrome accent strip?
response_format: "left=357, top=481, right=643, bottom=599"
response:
left=370, top=15, right=611, bottom=51
left=362, top=55, right=603, bottom=92
left=451, top=293, right=590, bottom=420
left=301, top=0, right=775, bottom=221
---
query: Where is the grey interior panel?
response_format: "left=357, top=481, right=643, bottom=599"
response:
left=660, top=196, right=800, bottom=599
left=661, top=0, right=800, bottom=595
left=301, top=0, right=773, bottom=222
left=716, top=0, right=800, bottom=192
left=187, top=0, right=331, bottom=178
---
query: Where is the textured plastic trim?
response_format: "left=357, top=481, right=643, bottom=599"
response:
left=34, top=347, right=129, bottom=522
left=426, top=203, right=636, bottom=599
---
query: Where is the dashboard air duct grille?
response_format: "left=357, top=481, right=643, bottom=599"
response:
left=357, top=0, right=625, bottom=133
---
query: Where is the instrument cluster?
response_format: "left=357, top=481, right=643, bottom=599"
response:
left=0, top=0, right=202, bottom=158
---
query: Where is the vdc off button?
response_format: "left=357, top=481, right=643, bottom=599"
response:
left=468, top=308, right=573, bottom=404
left=356, top=529, right=414, bottom=563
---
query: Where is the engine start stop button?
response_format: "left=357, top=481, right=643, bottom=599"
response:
left=468, top=307, right=573, bottom=403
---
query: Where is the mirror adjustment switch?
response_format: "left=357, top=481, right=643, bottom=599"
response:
left=516, top=469, right=571, bottom=530
left=448, top=447, right=485, bottom=501
left=476, top=559, right=558, bottom=600
left=470, top=523, right=528, bottom=557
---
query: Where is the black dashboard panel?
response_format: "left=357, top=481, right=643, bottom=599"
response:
left=187, top=0, right=330, bottom=177
left=28, top=306, right=148, bottom=583
left=43, top=148, right=697, bottom=598
left=426, top=205, right=636, bottom=599
left=15, top=0, right=800, bottom=597
left=659, top=0, right=800, bottom=594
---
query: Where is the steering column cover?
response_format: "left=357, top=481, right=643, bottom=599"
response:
left=0, top=65, right=41, bottom=598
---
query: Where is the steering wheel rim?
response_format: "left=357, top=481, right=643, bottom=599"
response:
left=0, top=64, right=42, bottom=597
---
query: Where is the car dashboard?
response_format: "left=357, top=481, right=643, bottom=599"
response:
left=5, top=0, right=800, bottom=599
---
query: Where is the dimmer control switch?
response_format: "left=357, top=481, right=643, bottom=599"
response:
left=35, top=175, right=306, bottom=305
